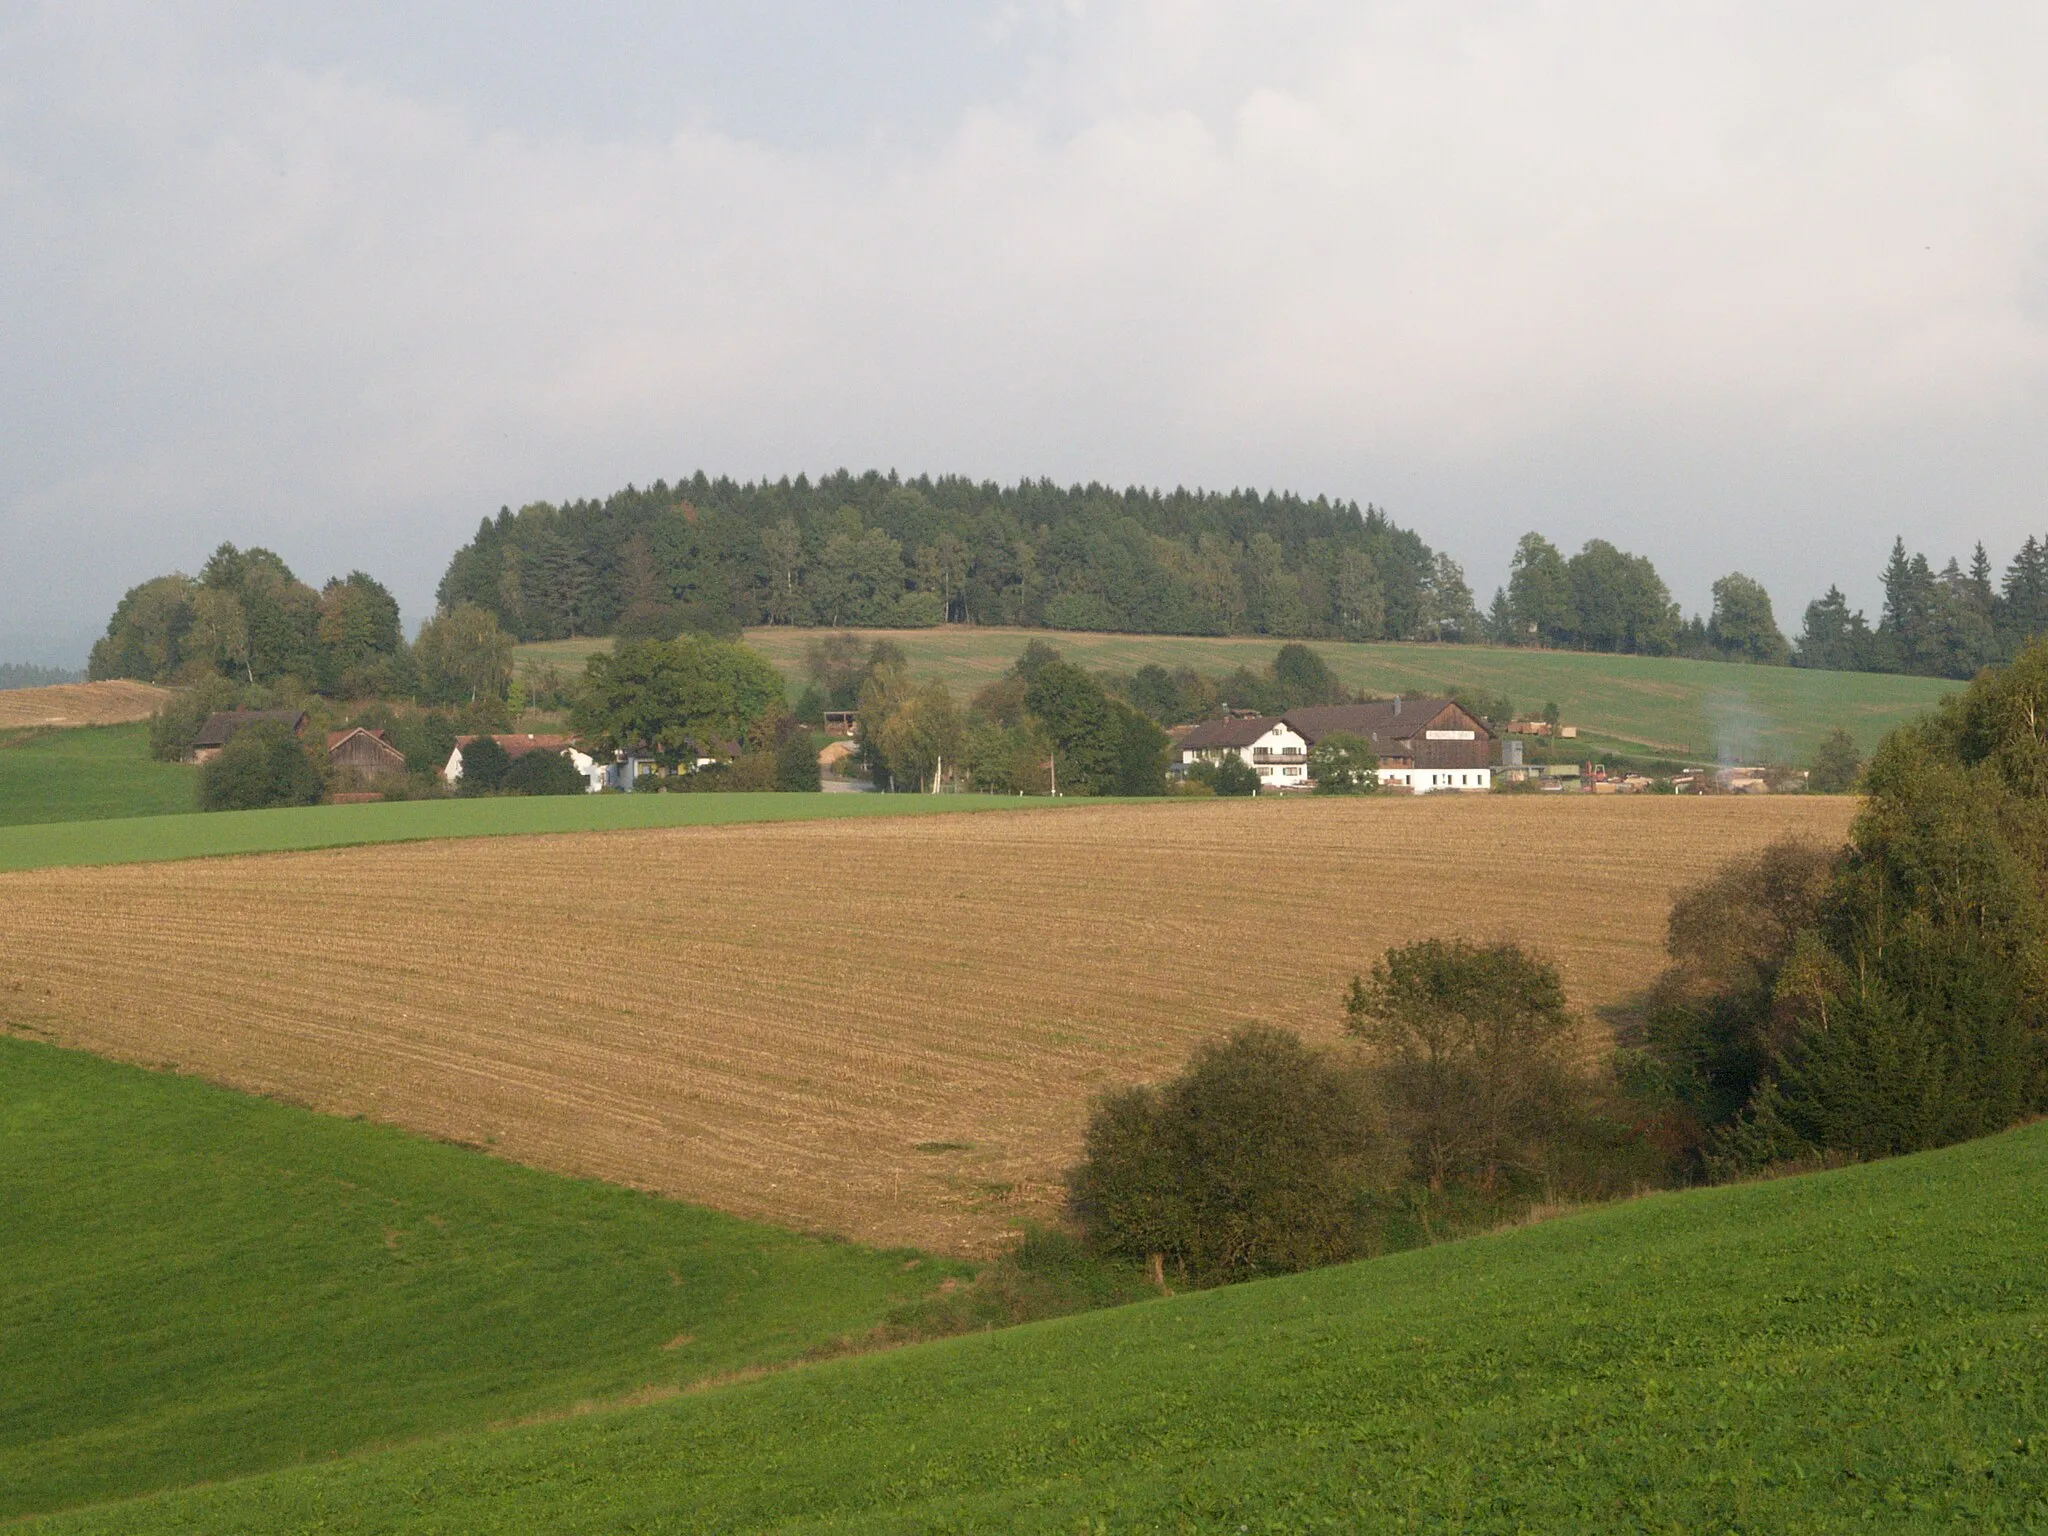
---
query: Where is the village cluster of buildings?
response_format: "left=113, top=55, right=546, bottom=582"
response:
left=187, top=710, right=620, bottom=793
left=1173, top=697, right=1499, bottom=793
left=189, top=701, right=1800, bottom=799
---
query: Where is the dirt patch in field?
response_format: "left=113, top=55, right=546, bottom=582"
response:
left=0, top=795, right=1856, bottom=1253
left=0, top=680, right=174, bottom=730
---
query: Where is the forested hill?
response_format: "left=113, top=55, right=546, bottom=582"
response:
left=435, top=472, right=1480, bottom=644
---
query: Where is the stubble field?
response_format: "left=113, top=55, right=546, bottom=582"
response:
left=0, top=680, right=172, bottom=729
left=0, top=795, right=1857, bottom=1253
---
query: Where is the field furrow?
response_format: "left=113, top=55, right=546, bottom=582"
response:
left=0, top=795, right=1857, bottom=1251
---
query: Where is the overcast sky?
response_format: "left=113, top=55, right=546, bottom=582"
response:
left=5, top=2, right=2045, bottom=662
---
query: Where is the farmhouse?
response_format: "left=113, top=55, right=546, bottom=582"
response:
left=444, top=734, right=611, bottom=792
left=187, top=709, right=308, bottom=764
left=1176, top=698, right=1494, bottom=793
left=326, top=727, right=407, bottom=776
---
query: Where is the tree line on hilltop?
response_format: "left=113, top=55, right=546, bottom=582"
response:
left=433, top=473, right=2048, bottom=681
left=85, top=483, right=2048, bottom=702
left=434, top=472, right=1480, bottom=645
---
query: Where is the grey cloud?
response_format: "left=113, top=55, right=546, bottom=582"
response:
left=4, top=2, right=2045, bottom=656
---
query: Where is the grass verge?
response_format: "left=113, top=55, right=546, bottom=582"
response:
left=25, top=1117, right=2047, bottom=1532
left=0, top=724, right=197, bottom=827
left=0, top=1035, right=973, bottom=1522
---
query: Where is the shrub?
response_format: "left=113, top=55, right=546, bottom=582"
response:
left=1188, top=755, right=1260, bottom=796
left=775, top=729, right=822, bottom=792
left=503, top=748, right=584, bottom=796
left=1309, top=730, right=1378, bottom=794
left=456, top=735, right=512, bottom=795
left=720, top=751, right=780, bottom=791
left=1344, top=939, right=1580, bottom=1193
left=198, top=722, right=324, bottom=811
left=391, top=712, right=459, bottom=779
left=1633, top=635, right=2048, bottom=1176
left=1068, top=1025, right=1391, bottom=1283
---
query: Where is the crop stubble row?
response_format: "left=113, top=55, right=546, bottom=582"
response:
left=0, top=679, right=172, bottom=730
left=0, top=795, right=1856, bottom=1252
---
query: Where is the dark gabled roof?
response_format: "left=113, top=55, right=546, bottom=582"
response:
left=192, top=709, right=308, bottom=748
left=1176, top=715, right=1283, bottom=751
left=1280, top=699, right=1487, bottom=748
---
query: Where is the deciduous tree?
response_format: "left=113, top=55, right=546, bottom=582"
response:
left=1344, top=939, right=1577, bottom=1191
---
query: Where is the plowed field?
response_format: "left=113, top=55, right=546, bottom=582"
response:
left=0, top=795, right=1857, bottom=1252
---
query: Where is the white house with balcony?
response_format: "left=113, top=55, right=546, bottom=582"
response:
left=1172, top=715, right=1311, bottom=788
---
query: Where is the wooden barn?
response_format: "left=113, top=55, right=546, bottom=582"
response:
left=186, top=709, right=308, bottom=764
left=326, top=727, right=408, bottom=776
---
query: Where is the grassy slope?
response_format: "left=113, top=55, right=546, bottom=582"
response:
left=523, top=630, right=1955, bottom=763
left=35, top=1122, right=2048, bottom=1534
left=0, top=724, right=196, bottom=826
left=0, top=1036, right=969, bottom=1522
left=0, top=791, right=1055, bottom=873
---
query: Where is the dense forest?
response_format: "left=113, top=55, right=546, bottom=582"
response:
left=434, top=472, right=1482, bottom=645
left=81, top=476, right=2048, bottom=696
left=438, top=471, right=2048, bottom=682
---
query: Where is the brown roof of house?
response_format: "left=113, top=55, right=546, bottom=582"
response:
left=191, top=709, right=308, bottom=748
left=326, top=728, right=393, bottom=749
left=456, top=733, right=576, bottom=759
left=1281, top=699, right=1487, bottom=748
left=1176, top=715, right=1284, bottom=751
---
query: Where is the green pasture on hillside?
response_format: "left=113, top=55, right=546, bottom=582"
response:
left=522, top=629, right=1955, bottom=765
left=33, top=1119, right=2048, bottom=1532
left=0, top=790, right=1054, bottom=873
left=0, top=724, right=197, bottom=826
left=0, top=1036, right=970, bottom=1522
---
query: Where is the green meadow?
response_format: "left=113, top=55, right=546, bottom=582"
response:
left=0, top=724, right=197, bottom=827
left=0, top=1036, right=970, bottom=1522
left=27, top=1114, right=2048, bottom=1532
left=0, top=790, right=1053, bottom=873
left=538, top=628, right=1956, bottom=765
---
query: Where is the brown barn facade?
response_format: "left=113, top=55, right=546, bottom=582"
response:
left=326, top=728, right=408, bottom=776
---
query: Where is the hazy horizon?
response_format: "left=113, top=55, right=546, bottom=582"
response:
left=6, top=4, right=2044, bottom=663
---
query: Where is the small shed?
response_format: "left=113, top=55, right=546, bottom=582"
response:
left=327, top=727, right=408, bottom=776
left=188, top=709, right=309, bottom=764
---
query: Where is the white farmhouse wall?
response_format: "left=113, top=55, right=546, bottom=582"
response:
left=1413, top=768, right=1491, bottom=793
left=1246, top=724, right=1309, bottom=788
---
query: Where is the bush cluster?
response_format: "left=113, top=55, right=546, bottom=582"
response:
left=198, top=723, right=324, bottom=811
left=1628, top=634, right=2048, bottom=1175
left=1068, top=939, right=1655, bottom=1286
